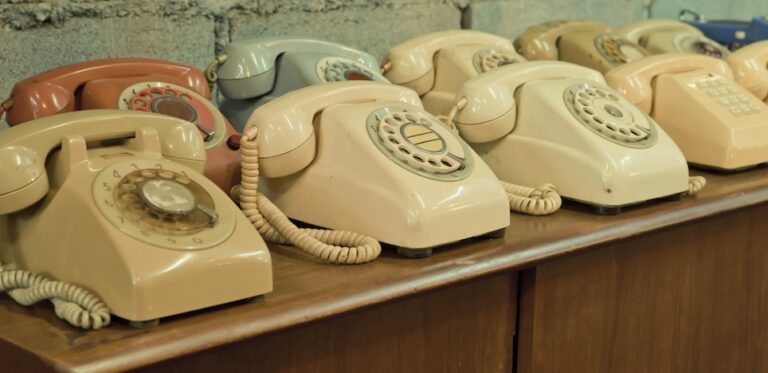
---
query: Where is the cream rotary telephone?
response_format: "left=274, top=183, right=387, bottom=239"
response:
left=445, top=61, right=703, bottom=214
left=606, top=54, right=768, bottom=170
left=382, top=30, right=562, bottom=216
left=237, top=81, right=510, bottom=258
left=0, top=110, right=272, bottom=328
left=514, top=19, right=651, bottom=73
left=206, top=37, right=388, bottom=132
left=382, top=30, right=525, bottom=117
left=726, top=40, right=768, bottom=101
left=619, top=19, right=730, bottom=58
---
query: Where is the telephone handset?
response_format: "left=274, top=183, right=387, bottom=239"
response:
left=0, top=58, right=241, bottom=193
left=208, top=37, right=388, bottom=131
left=726, top=40, right=768, bottom=101
left=619, top=19, right=730, bottom=58
left=382, top=30, right=526, bottom=118
left=240, top=81, right=510, bottom=257
left=0, top=110, right=272, bottom=327
left=447, top=61, right=698, bottom=213
left=514, top=19, right=651, bottom=73
left=606, top=54, right=768, bottom=170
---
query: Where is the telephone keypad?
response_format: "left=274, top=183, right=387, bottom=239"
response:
left=694, top=76, right=760, bottom=116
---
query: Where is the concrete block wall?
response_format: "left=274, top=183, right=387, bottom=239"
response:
left=0, top=0, right=766, bottom=114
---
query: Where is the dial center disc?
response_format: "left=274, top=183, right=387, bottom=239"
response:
left=603, top=104, right=624, bottom=118
left=151, top=96, right=198, bottom=122
left=140, top=179, right=196, bottom=214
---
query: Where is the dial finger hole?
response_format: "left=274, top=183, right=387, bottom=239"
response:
left=398, top=146, right=411, bottom=155
left=383, top=126, right=396, bottom=134
left=388, top=136, right=400, bottom=144
left=606, top=124, right=617, bottom=132
left=412, top=154, right=425, bottom=163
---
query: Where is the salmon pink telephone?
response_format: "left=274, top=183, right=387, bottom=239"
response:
left=0, top=58, right=241, bottom=193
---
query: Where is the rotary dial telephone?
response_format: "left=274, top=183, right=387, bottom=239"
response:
left=619, top=19, right=730, bottom=58
left=445, top=61, right=702, bottom=214
left=382, top=30, right=526, bottom=116
left=239, top=80, right=510, bottom=257
left=0, top=110, right=272, bottom=328
left=0, top=58, right=241, bottom=193
left=206, top=37, right=389, bottom=132
left=514, top=19, right=651, bottom=73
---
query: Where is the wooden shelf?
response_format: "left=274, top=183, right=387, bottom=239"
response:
left=2, top=166, right=768, bottom=371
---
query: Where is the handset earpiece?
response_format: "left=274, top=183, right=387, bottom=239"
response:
left=244, top=81, right=421, bottom=177
left=383, top=30, right=514, bottom=95
left=619, top=19, right=703, bottom=45
left=727, top=40, right=768, bottom=100
left=0, top=145, right=48, bottom=214
left=450, top=61, right=605, bottom=143
left=606, top=53, right=733, bottom=113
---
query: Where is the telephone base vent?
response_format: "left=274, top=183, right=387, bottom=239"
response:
left=396, top=247, right=433, bottom=259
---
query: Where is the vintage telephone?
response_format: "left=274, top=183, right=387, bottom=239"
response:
left=240, top=80, right=510, bottom=257
left=206, top=37, right=388, bottom=132
left=606, top=54, right=768, bottom=170
left=0, top=58, right=241, bottom=193
left=680, top=9, right=768, bottom=50
left=0, top=110, right=272, bottom=327
left=619, top=19, right=730, bottom=58
left=445, top=61, right=700, bottom=214
left=514, top=19, right=651, bottom=73
left=726, top=40, right=768, bottom=101
left=382, top=30, right=526, bottom=116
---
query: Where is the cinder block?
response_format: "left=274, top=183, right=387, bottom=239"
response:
left=227, top=1, right=464, bottom=60
left=650, top=0, right=768, bottom=21
left=465, top=0, right=645, bottom=39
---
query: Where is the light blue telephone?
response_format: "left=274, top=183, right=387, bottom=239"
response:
left=207, top=37, right=388, bottom=131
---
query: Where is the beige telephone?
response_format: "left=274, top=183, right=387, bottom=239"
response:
left=514, top=19, right=651, bottom=73
left=606, top=54, right=768, bottom=170
left=0, top=110, right=272, bottom=328
left=240, top=81, right=510, bottom=257
left=382, top=30, right=526, bottom=116
left=446, top=61, right=698, bottom=214
left=726, top=40, right=768, bottom=101
left=619, top=19, right=731, bottom=58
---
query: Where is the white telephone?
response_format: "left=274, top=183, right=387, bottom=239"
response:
left=240, top=81, right=511, bottom=257
left=446, top=61, right=702, bottom=214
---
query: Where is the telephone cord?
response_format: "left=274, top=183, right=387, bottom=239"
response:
left=687, top=176, right=706, bottom=195
left=239, top=128, right=382, bottom=264
left=0, top=262, right=110, bottom=329
left=503, top=182, right=562, bottom=216
left=205, top=54, right=228, bottom=93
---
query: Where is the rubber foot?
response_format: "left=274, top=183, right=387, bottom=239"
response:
left=591, top=205, right=622, bottom=215
left=129, top=319, right=160, bottom=329
left=480, top=228, right=506, bottom=239
left=396, top=247, right=433, bottom=259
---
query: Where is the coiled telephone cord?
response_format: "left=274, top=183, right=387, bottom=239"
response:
left=205, top=54, right=228, bottom=93
left=239, top=128, right=381, bottom=264
left=0, top=262, right=110, bottom=329
left=687, top=176, right=706, bottom=195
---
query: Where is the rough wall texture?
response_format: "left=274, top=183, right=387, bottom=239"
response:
left=0, top=0, right=765, bottom=113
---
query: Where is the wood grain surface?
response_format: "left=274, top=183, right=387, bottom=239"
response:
left=140, top=273, right=516, bottom=373
left=518, top=204, right=768, bottom=373
left=0, top=167, right=767, bottom=371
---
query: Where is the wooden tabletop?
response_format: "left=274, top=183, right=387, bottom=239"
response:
left=2, top=167, right=768, bottom=371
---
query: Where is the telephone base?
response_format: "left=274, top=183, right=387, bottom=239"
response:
left=129, top=319, right=160, bottom=329
left=480, top=228, right=507, bottom=240
left=396, top=247, right=434, bottom=259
